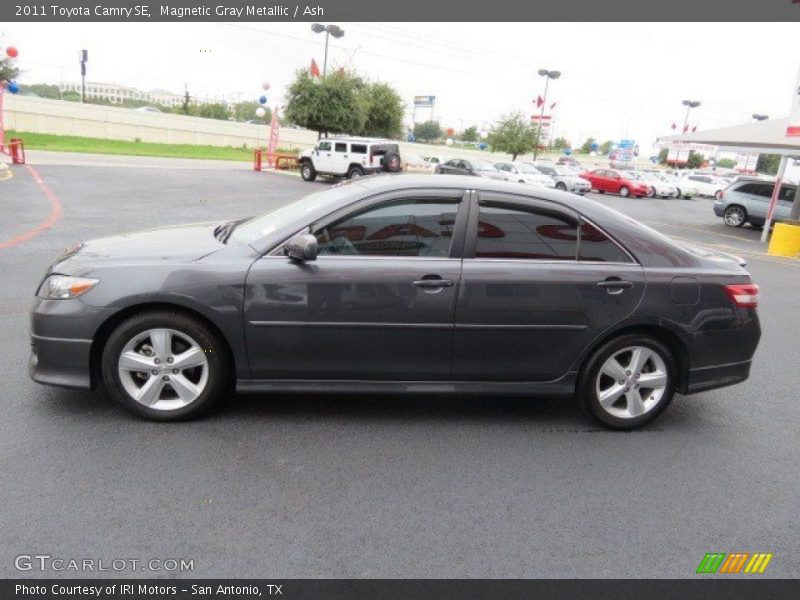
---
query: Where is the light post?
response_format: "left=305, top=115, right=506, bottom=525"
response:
left=311, top=23, right=345, bottom=77
left=752, top=114, right=769, bottom=121
left=79, top=49, right=88, bottom=103
left=533, top=69, right=560, bottom=160
left=682, top=99, right=701, bottom=131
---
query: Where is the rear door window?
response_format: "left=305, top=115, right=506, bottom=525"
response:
left=351, top=144, right=367, bottom=154
left=578, top=222, right=633, bottom=263
left=475, top=203, right=578, bottom=260
left=334, top=142, right=347, bottom=153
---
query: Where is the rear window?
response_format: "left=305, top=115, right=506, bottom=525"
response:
left=351, top=144, right=367, bottom=154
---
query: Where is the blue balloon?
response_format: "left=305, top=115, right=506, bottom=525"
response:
left=479, top=142, right=488, bottom=150
left=7, top=81, right=20, bottom=94
left=406, top=134, right=416, bottom=142
left=590, top=142, right=599, bottom=151
left=564, top=148, right=572, bottom=156
left=258, top=95, right=267, bottom=105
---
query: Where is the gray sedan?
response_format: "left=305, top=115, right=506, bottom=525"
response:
left=531, top=164, right=591, bottom=194
left=30, top=175, right=761, bottom=429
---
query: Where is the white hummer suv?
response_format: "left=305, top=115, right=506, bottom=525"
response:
left=298, top=138, right=402, bottom=181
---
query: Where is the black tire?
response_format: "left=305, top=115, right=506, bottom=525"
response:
left=675, top=187, right=681, bottom=198
left=578, top=333, right=678, bottom=430
left=647, top=187, right=656, bottom=198
left=556, top=182, right=567, bottom=191
left=723, top=204, right=747, bottom=228
left=619, top=186, right=630, bottom=198
left=597, top=190, right=605, bottom=194
left=383, top=150, right=402, bottom=173
left=101, top=310, right=232, bottom=421
left=300, top=161, right=317, bottom=182
left=347, top=166, right=364, bottom=179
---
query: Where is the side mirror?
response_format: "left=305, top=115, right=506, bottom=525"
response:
left=285, top=234, right=318, bottom=261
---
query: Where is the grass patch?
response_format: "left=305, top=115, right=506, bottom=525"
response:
left=6, top=130, right=292, bottom=162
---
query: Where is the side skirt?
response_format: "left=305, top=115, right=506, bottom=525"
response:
left=236, top=374, right=577, bottom=397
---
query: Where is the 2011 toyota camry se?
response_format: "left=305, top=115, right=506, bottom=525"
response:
left=29, top=175, right=761, bottom=429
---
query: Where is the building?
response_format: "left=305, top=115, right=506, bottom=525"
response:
left=57, top=82, right=221, bottom=108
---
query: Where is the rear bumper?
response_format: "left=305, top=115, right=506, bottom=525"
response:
left=684, top=359, right=752, bottom=394
left=713, top=202, right=724, bottom=216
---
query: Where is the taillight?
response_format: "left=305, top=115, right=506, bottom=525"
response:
left=725, top=284, right=759, bottom=308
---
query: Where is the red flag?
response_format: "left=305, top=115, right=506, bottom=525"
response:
left=310, top=59, right=320, bottom=78
left=550, top=101, right=557, bottom=110
left=671, top=123, right=677, bottom=130
left=691, top=125, right=697, bottom=132
left=683, top=124, right=689, bottom=133
left=535, top=96, right=544, bottom=108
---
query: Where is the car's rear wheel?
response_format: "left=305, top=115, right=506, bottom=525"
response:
left=556, top=182, right=567, bottom=191
left=101, top=310, right=231, bottom=421
left=723, top=205, right=747, bottom=228
left=300, top=162, right=317, bottom=182
left=647, top=187, right=656, bottom=198
left=579, top=334, right=677, bottom=429
left=347, top=166, right=364, bottom=179
left=619, top=186, right=630, bottom=197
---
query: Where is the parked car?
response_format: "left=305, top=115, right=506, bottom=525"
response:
left=298, top=138, right=402, bottom=181
left=581, top=169, right=649, bottom=198
left=435, top=158, right=505, bottom=180
left=631, top=172, right=678, bottom=198
left=493, top=162, right=556, bottom=187
left=714, top=180, right=797, bottom=228
left=557, top=156, right=584, bottom=170
left=531, top=164, right=591, bottom=194
left=133, top=106, right=163, bottom=114
left=29, top=175, right=760, bottom=429
left=655, top=172, right=698, bottom=199
left=402, top=153, right=436, bottom=174
left=681, top=174, right=727, bottom=198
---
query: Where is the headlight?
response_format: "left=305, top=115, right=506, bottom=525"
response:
left=37, top=275, right=99, bottom=299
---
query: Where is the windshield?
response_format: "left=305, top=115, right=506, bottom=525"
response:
left=517, top=164, right=541, bottom=175
left=534, top=166, right=557, bottom=176
left=228, top=186, right=354, bottom=245
left=472, top=160, right=497, bottom=171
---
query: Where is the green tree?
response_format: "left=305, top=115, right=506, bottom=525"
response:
left=715, top=158, right=736, bottom=169
left=686, top=152, right=705, bottom=169
left=487, top=111, right=536, bottom=161
left=599, top=140, right=614, bottom=155
left=0, top=58, right=19, bottom=86
left=552, top=137, right=570, bottom=151
left=196, top=102, right=231, bottom=120
left=413, top=120, right=442, bottom=143
left=756, top=154, right=781, bottom=175
left=234, top=101, right=270, bottom=123
left=461, top=126, right=479, bottom=142
left=359, top=81, right=404, bottom=138
left=284, top=69, right=366, bottom=137
left=21, top=83, right=61, bottom=98
left=580, top=137, right=596, bottom=154
left=180, top=85, right=192, bottom=116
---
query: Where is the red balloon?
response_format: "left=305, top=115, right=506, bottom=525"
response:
left=446, top=127, right=455, bottom=136
left=6, top=47, right=18, bottom=59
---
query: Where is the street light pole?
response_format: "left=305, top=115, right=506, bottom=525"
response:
left=311, top=23, right=344, bottom=78
left=682, top=99, right=701, bottom=131
left=533, top=69, right=560, bottom=161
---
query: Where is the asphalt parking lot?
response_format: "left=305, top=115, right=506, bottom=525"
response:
left=1, top=155, right=798, bottom=578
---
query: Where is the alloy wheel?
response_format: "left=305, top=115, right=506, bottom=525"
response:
left=595, top=346, right=668, bottom=420
left=117, top=328, right=209, bottom=411
left=724, top=206, right=745, bottom=227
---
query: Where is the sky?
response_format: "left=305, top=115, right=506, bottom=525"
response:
left=2, top=22, right=799, bottom=154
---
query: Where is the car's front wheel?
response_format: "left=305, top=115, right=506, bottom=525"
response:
left=579, top=334, right=677, bottom=429
left=300, top=162, right=317, bottom=182
left=101, top=310, right=231, bottom=421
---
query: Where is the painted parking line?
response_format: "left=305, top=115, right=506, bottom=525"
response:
left=0, top=165, right=64, bottom=250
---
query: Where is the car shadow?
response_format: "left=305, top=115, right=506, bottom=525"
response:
left=35, top=385, right=671, bottom=432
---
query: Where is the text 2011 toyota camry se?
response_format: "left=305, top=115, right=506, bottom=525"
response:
left=29, top=175, right=761, bottom=429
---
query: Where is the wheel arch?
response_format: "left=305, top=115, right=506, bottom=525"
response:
left=89, top=302, right=237, bottom=389
left=576, top=324, right=690, bottom=394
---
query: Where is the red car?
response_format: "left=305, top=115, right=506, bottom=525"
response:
left=581, top=169, right=649, bottom=198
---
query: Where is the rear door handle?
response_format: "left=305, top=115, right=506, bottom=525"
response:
left=412, top=278, right=454, bottom=288
left=597, top=279, right=634, bottom=294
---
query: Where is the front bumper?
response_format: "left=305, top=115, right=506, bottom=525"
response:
left=29, top=298, right=111, bottom=390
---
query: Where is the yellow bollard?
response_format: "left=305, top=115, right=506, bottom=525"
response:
left=767, top=222, right=800, bottom=258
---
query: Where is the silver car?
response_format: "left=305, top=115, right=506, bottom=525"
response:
left=531, top=164, right=591, bottom=194
left=713, top=180, right=797, bottom=228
